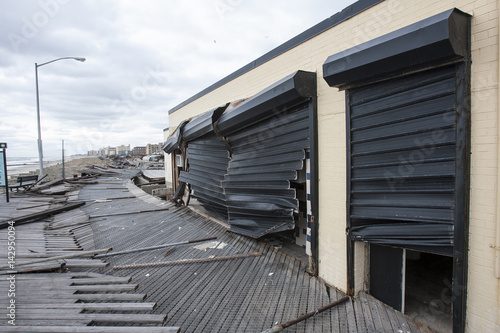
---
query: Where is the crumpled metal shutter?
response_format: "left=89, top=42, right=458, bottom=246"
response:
left=177, top=106, right=230, bottom=218
left=216, top=70, right=316, bottom=238
left=348, top=65, right=458, bottom=254
left=179, top=133, right=230, bottom=218
left=222, top=101, right=310, bottom=238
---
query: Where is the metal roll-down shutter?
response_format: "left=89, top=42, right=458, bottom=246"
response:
left=222, top=101, right=311, bottom=238
left=179, top=133, right=230, bottom=218
left=348, top=65, right=459, bottom=254
left=216, top=70, right=316, bottom=238
left=177, top=106, right=230, bottom=218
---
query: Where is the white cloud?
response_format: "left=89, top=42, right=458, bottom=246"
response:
left=0, top=0, right=356, bottom=158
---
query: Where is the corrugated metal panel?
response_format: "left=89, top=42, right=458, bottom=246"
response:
left=179, top=133, right=230, bottom=218
left=222, top=100, right=311, bottom=238
left=348, top=65, right=458, bottom=252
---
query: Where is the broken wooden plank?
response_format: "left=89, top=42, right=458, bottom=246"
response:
left=113, top=251, right=263, bottom=269
left=15, top=302, right=157, bottom=311
left=12, top=312, right=167, bottom=324
left=70, top=276, right=132, bottom=285
left=0, top=248, right=112, bottom=269
left=0, top=201, right=86, bottom=228
left=72, top=284, right=138, bottom=292
left=76, top=293, right=147, bottom=302
left=61, top=259, right=110, bottom=268
left=0, top=263, right=64, bottom=274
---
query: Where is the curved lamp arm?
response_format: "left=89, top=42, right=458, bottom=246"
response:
left=36, top=57, right=86, bottom=68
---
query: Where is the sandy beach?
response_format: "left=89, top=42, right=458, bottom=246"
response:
left=6, top=156, right=109, bottom=183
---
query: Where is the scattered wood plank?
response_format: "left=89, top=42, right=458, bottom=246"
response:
left=0, top=248, right=111, bottom=270
left=8, top=312, right=167, bottom=324
left=72, top=283, right=138, bottom=292
left=15, top=302, right=157, bottom=311
left=76, top=293, right=147, bottom=302
left=70, top=276, right=132, bottom=285
left=0, top=201, right=86, bottom=228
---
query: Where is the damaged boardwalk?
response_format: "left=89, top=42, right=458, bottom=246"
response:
left=0, top=170, right=429, bottom=332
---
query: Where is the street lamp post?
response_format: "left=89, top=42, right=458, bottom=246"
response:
left=35, top=57, right=85, bottom=180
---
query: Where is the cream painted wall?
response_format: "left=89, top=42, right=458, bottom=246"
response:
left=167, top=0, right=499, bottom=331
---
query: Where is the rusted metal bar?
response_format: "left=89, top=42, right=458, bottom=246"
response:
left=95, top=237, right=217, bottom=258
left=163, top=247, right=176, bottom=257
left=261, top=296, right=350, bottom=333
left=113, top=252, right=263, bottom=270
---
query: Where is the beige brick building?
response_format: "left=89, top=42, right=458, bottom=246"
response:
left=163, top=1, right=500, bottom=331
left=146, top=143, right=163, bottom=155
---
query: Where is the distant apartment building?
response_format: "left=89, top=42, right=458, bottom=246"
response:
left=99, top=146, right=117, bottom=157
left=146, top=143, right=163, bottom=155
left=116, top=144, right=131, bottom=156
left=87, top=150, right=98, bottom=157
left=133, top=146, right=146, bottom=156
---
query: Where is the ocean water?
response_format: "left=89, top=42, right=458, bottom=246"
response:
left=5, top=156, right=60, bottom=177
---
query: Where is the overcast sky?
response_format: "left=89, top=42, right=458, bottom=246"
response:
left=0, top=0, right=356, bottom=159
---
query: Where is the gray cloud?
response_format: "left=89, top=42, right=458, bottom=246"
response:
left=0, top=0, right=355, bottom=158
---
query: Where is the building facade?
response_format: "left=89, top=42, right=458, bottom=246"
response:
left=133, top=146, right=146, bottom=156
left=116, top=144, right=131, bottom=156
left=146, top=143, right=163, bottom=155
left=163, top=1, right=500, bottom=332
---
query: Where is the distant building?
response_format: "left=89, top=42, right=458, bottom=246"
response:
left=146, top=143, right=163, bottom=155
left=133, top=146, right=146, bottom=156
left=87, top=150, right=98, bottom=157
left=99, top=146, right=117, bottom=157
left=116, top=144, right=131, bottom=156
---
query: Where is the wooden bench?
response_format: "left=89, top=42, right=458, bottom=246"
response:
left=9, top=175, right=39, bottom=191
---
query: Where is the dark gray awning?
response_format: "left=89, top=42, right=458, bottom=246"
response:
left=216, top=70, right=316, bottom=136
left=182, top=104, right=228, bottom=143
left=163, top=104, right=228, bottom=155
left=162, top=120, right=188, bottom=154
left=323, top=8, right=470, bottom=89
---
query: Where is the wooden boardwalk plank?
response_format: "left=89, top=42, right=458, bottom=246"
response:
left=12, top=312, right=167, bottom=324
left=183, top=235, right=258, bottom=332
left=15, top=302, right=156, bottom=311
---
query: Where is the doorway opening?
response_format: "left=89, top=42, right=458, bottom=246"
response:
left=405, top=250, right=453, bottom=333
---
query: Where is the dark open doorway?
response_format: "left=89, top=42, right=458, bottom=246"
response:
left=405, top=250, right=453, bottom=333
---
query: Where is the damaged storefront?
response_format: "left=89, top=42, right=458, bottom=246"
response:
left=163, top=71, right=319, bottom=270
left=164, top=1, right=499, bottom=332
left=323, top=8, right=470, bottom=331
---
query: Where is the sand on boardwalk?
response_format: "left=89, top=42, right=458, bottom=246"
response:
left=8, top=156, right=109, bottom=183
